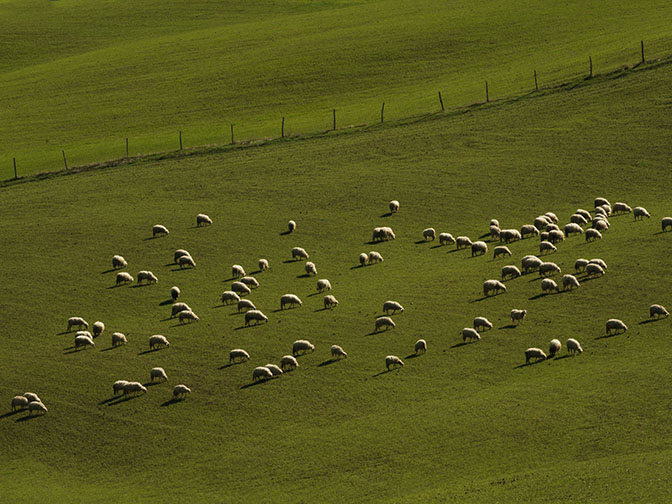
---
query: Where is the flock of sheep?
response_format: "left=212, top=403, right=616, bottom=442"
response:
left=9, top=199, right=670, bottom=416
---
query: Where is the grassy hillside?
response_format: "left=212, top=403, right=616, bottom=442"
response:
left=1, top=0, right=672, bottom=178
left=1, top=54, right=672, bottom=503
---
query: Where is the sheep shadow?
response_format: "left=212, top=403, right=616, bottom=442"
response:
left=318, top=359, right=339, bottom=367
left=470, top=296, right=491, bottom=303
left=130, top=284, right=151, bottom=288
left=101, top=268, right=116, bottom=274
left=223, top=276, right=238, bottom=282
left=380, top=212, right=393, bottom=218
left=528, top=293, right=548, bottom=300
left=143, top=382, right=162, bottom=388
left=639, top=318, right=664, bottom=325
left=307, top=292, right=320, bottom=297
left=447, top=248, right=462, bottom=253
left=106, top=285, right=121, bottom=290
left=98, top=396, right=119, bottom=405
left=282, top=259, right=296, bottom=264
left=250, top=269, right=263, bottom=275
left=279, top=230, right=292, bottom=236
left=229, top=311, right=244, bottom=316
left=450, top=342, right=471, bottom=348
left=296, top=273, right=312, bottom=278
left=314, top=307, right=328, bottom=312
left=405, top=353, right=420, bottom=360
left=63, top=348, right=81, bottom=354
left=107, top=396, right=139, bottom=406
left=514, top=359, right=547, bottom=369
left=240, top=380, right=268, bottom=389
left=553, top=354, right=572, bottom=361
left=99, top=346, right=119, bottom=352
left=528, top=276, right=543, bottom=283
left=171, top=267, right=192, bottom=272
left=234, top=325, right=255, bottom=330
left=159, top=299, right=173, bottom=306
left=57, top=330, right=71, bottom=335
left=164, top=262, right=177, bottom=267
left=430, top=244, right=446, bottom=249
left=137, top=349, right=162, bottom=355
left=594, top=333, right=618, bottom=340
left=0, top=410, right=20, bottom=419
left=15, top=414, right=40, bottom=422
left=414, top=240, right=429, bottom=245
left=161, top=398, right=183, bottom=407
left=372, top=370, right=391, bottom=377
left=218, top=363, right=238, bottom=370
left=350, top=265, right=365, bottom=270
left=498, top=324, right=517, bottom=330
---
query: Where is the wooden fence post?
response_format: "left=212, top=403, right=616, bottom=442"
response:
left=281, top=117, right=285, bottom=138
left=230, top=124, right=234, bottom=145
left=62, top=150, right=68, bottom=170
left=438, top=92, right=445, bottom=111
left=485, top=81, right=489, bottom=103
left=381, top=102, right=385, bottom=123
left=13, top=157, right=17, bottom=179
left=534, top=70, right=538, bottom=91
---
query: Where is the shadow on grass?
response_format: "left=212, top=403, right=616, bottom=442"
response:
left=450, top=342, right=471, bottom=348
left=380, top=212, right=393, bottom=218
left=350, top=264, right=365, bottom=270
left=240, top=380, right=267, bottom=389
left=594, top=333, right=618, bottom=340
left=159, top=299, right=173, bottom=306
left=498, top=324, right=517, bottom=330
left=98, top=396, right=119, bottom=405
left=414, top=240, right=429, bottom=245
left=528, top=276, right=543, bottom=282
left=57, top=330, right=71, bottom=335
left=296, top=273, right=312, bottom=279
left=229, top=311, right=244, bottom=316
left=130, top=284, right=152, bottom=289
left=142, top=236, right=156, bottom=241
left=164, top=262, right=176, bottom=267
left=279, top=230, right=292, bottom=236
left=15, top=414, right=40, bottom=422
left=234, top=325, right=256, bottom=330
left=99, top=346, right=119, bottom=352
left=218, top=362, right=239, bottom=370
left=63, top=348, right=81, bottom=355
left=143, top=382, right=163, bottom=388
left=554, top=354, right=572, bottom=361
left=314, top=307, right=328, bottom=312
left=0, top=410, right=20, bottom=419
left=528, top=293, right=548, bottom=300
left=639, top=318, right=665, bottom=325
left=161, top=398, right=183, bottom=407
left=307, top=292, right=320, bottom=297
left=282, top=259, right=296, bottom=264
left=513, top=359, right=546, bottom=369
left=250, top=269, right=262, bottom=275
left=405, top=353, right=420, bottom=360
left=101, top=268, right=116, bottom=274
left=137, top=349, right=162, bottom=355
left=372, top=369, right=391, bottom=377
left=470, top=296, right=492, bottom=303
left=106, top=396, right=139, bottom=406
left=318, top=359, right=339, bottom=367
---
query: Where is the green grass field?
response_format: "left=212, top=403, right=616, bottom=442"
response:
left=2, top=37, right=672, bottom=502
left=1, top=0, right=672, bottom=178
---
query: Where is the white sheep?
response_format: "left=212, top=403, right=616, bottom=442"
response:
left=258, top=258, right=269, bottom=271
left=490, top=225, right=501, bottom=240
left=317, top=279, right=331, bottom=292
left=179, top=310, right=200, bottom=323
left=288, top=220, right=296, bottom=233
left=324, top=295, right=339, bottom=310
left=171, top=286, right=181, bottom=301
left=594, top=197, right=610, bottom=208
left=564, top=223, right=584, bottom=237
left=173, top=384, right=191, bottom=398
left=473, top=316, right=493, bottom=331
left=237, top=299, right=257, bottom=312
left=331, top=345, right=348, bottom=359
left=385, top=355, right=404, bottom=370
left=28, top=401, right=48, bottom=415
left=501, top=265, right=521, bottom=280
left=490, top=219, right=500, bottom=227
left=423, top=228, right=436, bottom=241
left=634, top=206, right=651, bottom=220
left=493, top=246, right=512, bottom=259
left=152, top=224, right=169, bottom=237
left=521, top=255, right=542, bottom=273
left=280, top=355, right=299, bottom=370
left=232, top=264, right=246, bottom=278
left=280, top=293, right=302, bottom=309
left=585, top=228, right=602, bottom=242
left=150, top=367, right=168, bottom=382
left=612, top=202, right=632, bottom=214
left=439, top=232, right=456, bottom=245
left=567, top=338, right=583, bottom=355
left=240, top=276, right=260, bottom=289
left=113, top=380, right=129, bottom=396
left=75, top=334, right=95, bottom=350
left=548, top=230, right=565, bottom=244
left=539, top=262, right=561, bottom=277
left=174, top=249, right=190, bottom=263
left=520, top=224, right=539, bottom=238
left=541, top=278, right=559, bottom=294
left=359, top=253, right=369, bottom=267
left=570, top=214, right=588, bottom=226
left=471, top=241, right=487, bottom=257
left=11, top=396, right=29, bottom=411
left=374, top=316, right=396, bottom=332
left=483, top=279, right=507, bottom=296
left=585, top=263, right=605, bottom=278
left=545, top=212, right=558, bottom=223
left=67, top=317, right=89, bottom=332
left=244, top=310, right=268, bottom=326
left=149, top=335, right=170, bottom=350
left=462, top=327, right=480, bottom=342
left=575, top=208, right=592, bottom=220
left=389, top=200, right=399, bottom=213
left=649, top=304, right=669, bottom=319
left=456, top=236, right=472, bottom=249
left=372, top=227, right=396, bottom=242
left=534, top=216, right=551, bottom=230
left=252, top=367, right=273, bottom=382
left=92, top=321, right=105, bottom=338
left=540, top=231, right=549, bottom=242
left=265, top=364, right=284, bottom=377
left=137, top=270, right=158, bottom=285
left=500, top=229, right=522, bottom=243
left=112, top=332, right=127, bottom=347
left=574, top=258, right=589, bottom=272
left=414, top=339, right=427, bottom=355
left=662, top=217, right=672, bottom=232
left=606, top=318, right=628, bottom=334
left=171, top=302, right=192, bottom=318
left=196, top=213, right=212, bottom=226
left=539, top=241, right=557, bottom=255
left=221, top=291, right=241, bottom=305
left=383, top=301, right=404, bottom=314
left=305, top=261, right=317, bottom=276
left=229, top=349, right=250, bottom=363
left=368, top=251, right=384, bottom=264
left=292, top=339, right=315, bottom=355
left=231, top=281, right=252, bottom=296
left=178, top=255, right=196, bottom=268
left=23, top=392, right=41, bottom=403
left=76, top=330, right=93, bottom=339
left=545, top=223, right=560, bottom=232
left=123, top=382, right=147, bottom=397
left=112, top=255, right=127, bottom=269
left=291, top=247, right=309, bottom=260
left=525, top=347, right=546, bottom=364
left=510, top=309, right=527, bottom=324
left=562, top=274, right=580, bottom=290
left=588, top=258, right=607, bottom=270
left=548, top=339, right=562, bottom=357
left=116, top=272, right=134, bottom=286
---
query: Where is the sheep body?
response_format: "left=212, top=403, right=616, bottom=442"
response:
left=11, top=396, right=29, bottom=411
left=422, top=228, right=436, bottom=241
left=389, top=200, right=399, bottom=213
left=92, top=321, right=105, bottom=338
left=471, top=241, right=488, bottom=257
left=549, top=339, right=562, bottom=357
left=292, top=339, right=315, bottom=355
left=174, top=249, right=190, bottom=263
left=28, top=401, right=48, bottom=415
left=612, top=202, right=632, bottom=214
left=113, top=380, right=129, bottom=396
left=171, top=302, right=192, bottom=317
left=414, top=339, right=427, bottom=355
left=179, top=310, right=200, bottom=323
left=574, top=258, right=589, bottom=272
left=374, top=316, right=396, bottom=332
left=221, top=291, right=240, bottom=305
left=606, top=318, right=628, bottom=334
left=490, top=219, right=500, bottom=227
left=500, top=229, right=522, bottom=243
left=305, top=261, right=317, bottom=276
left=178, top=255, right=196, bottom=268
left=501, top=265, right=521, bottom=280
left=520, top=224, right=539, bottom=238
left=588, top=258, right=607, bottom=270
left=483, top=279, right=507, bottom=296
left=539, top=241, right=557, bottom=254
left=229, top=349, right=251, bottom=363
left=291, top=247, right=309, bottom=260
left=525, top=348, right=547, bottom=364
left=137, top=270, right=158, bottom=284
left=576, top=209, right=592, bottom=221
left=567, top=338, right=583, bottom=355
left=280, top=293, right=302, bottom=309
left=331, top=345, right=348, bottom=359
left=150, top=367, right=168, bottom=382
left=324, top=295, right=339, bottom=310
left=649, top=304, right=669, bottom=319
left=534, top=216, right=551, bottom=230
left=548, top=229, right=565, bottom=244
left=67, top=317, right=89, bottom=331
left=545, top=212, right=558, bottom=223
left=196, top=213, right=212, bottom=226
left=288, top=220, right=296, bottom=233
left=539, top=262, right=561, bottom=277
left=123, top=382, right=147, bottom=396
left=171, top=286, right=180, bottom=300
left=265, top=364, right=284, bottom=377
left=473, top=316, right=493, bottom=331
left=521, top=255, right=542, bottom=273
left=585, top=228, right=602, bottom=242
left=173, top=384, right=191, bottom=398
left=317, top=279, right=331, bottom=292
left=570, top=214, right=588, bottom=226
left=112, top=332, right=127, bottom=347
left=280, top=355, right=299, bottom=370
left=489, top=225, right=501, bottom=240
left=372, top=226, right=396, bottom=242
left=541, top=278, right=559, bottom=294
left=240, top=276, right=259, bottom=288
left=385, top=355, right=404, bottom=370
left=237, top=299, right=257, bottom=312
left=493, top=246, right=512, bottom=259
left=116, top=272, right=134, bottom=285
left=152, top=224, right=169, bottom=237
left=232, top=264, right=245, bottom=278
left=564, top=223, right=584, bottom=236
left=252, top=367, right=273, bottom=382
left=511, top=309, right=527, bottom=324
left=244, top=310, right=268, bottom=326
left=634, top=206, right=650, bottom=220
left=662, top=217, right=672, bottom=231
left=259, top=258, right=269, bottom=271
left=383, top=301, right=404, bottom=314
left=231, top=281, right=251, bottom=296
left=24, top=392, right=41, bottom=403
left=439, top=232, right=456, bottom=245
left=585, top=263, right=605, bottom=277
left=594, top=197, right=611, bottom=208
left=462, top=328, right=480, bottom=342
left=456, top=236, right=472, bottom=249
left=562, top=274, right=580, bottom=290
left=359, top=253, right=368, bottom=266
left=112, top=255, right=127, bottom=269
left=75, top=334, right=95, bottom=350
left=368, top=251, right=384, bottom=264
left=149, top=335, right=170, bottom=350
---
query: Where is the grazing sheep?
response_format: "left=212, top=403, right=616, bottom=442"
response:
left=173, top=384, right=191, bottom=398
left=489, top=225, right=501, bottom=240
left=612, top=202, right=632, bottom=214
left=28, top=401, right=48, bottom=415
left=280, top=294, right=302, bottom=309
left=539, top=241, right=557, bottom=255
left=585, top=263, right=605, bottom=277
left=525, top=348, right=547, bottom=364
left=545, top=223, right=560, bottom=232
left=599, top=204, right=612, bottom=216
left=541, top=278, right=560, bottom=294
left=252, top=367, right=273, bottom=382
left=511, top=309, right=527, bottom=324
left=372, top=226, right=396, bottom=242
left=534, top=216, right=551, bottom=230
left=585, top=228, right=602, bottom=242
left=229, top=349, right=250, bottom=363
left=483, top=279, right=507, bottom=296
left=439, top=232, right=456, bottom=245
left=501, top=265, right=521, bottom=280
left=562, top=274, right=581, bottom=290
left=383, top=301, right=404, bottom=314
left=385, top=355, right=404, bottom=370
left=500, top=229, right=522, bottom=243
left=594, top=197, right=610, bottom=208
left=240, top=276, right=260, bottom=289
left=331, top=345, right=348, bottom=359
left=265, top=364, right=284, bottom=377
left=288, top=220, right=296, bottom=233
left=113, top=380, right=129, bottom=396
left=24, top=392, right=41, bottom=403
left=123, top=382, right=147, bottom=397
left=11, top=396, right=29, bottom=411
left=594, top=206, right=608, bottom=218
left=244, top=310, right=268, bottom=326
left=116, top=272, right=134, bottom=286
left=150, top=367, right=168, bottom=382
left=634, top=206, right=651, bottom=220
left=231, top=281, right=252, bottom=296
left=462, top=328, right=480, bottom=342
left=574, top=258, right=589, bottom=272
left=92, top=321, right=105, bottom=338
left=152, top=224, right=169, bottom=237
left=662, top=217, right=672, bottom=231
left=171, top=302, right=192, bottom=318
left=292, top=340, right=315, bottom=355
left=368, top=251, right=384, bottom=264
left=389, top=200, right=400, bottom=213
left=521, top=255, right=543, bottom=273
left=540, top=231, right=549, bottom=242
left=179, top=310, right=200, bottom=323
left=649, top=304, right=669, bottom=319
left=456, top=236, right=473, bottom=249
left=545, top=212, right=558, bottom=223
left=112, top=255, right=127, bottom=269
left=67, top=317, right=89, bottom=332
left=112, top=332, right=127, bottom=347
left=473, top=316, right=493, bottom=331
left=305, top=261, right=318, bottom=276
left=570, top=214, right=588, bottom=226
left=137, top=270, right=158, bottom=285
left=149, top=335, right=170, bottom=350
left=259, top=258, right=269, bottom=271
left=567, top=338, right=583, bottom=355
left=178, top=255, right=196, bottom=268
left=521, top=224, right=539, bottom=238
left=606, top=319, right=628, bottom=335
left=422, top=228, right=436, bottom=241
left=174, top=249, right=190, bottom=263
left=237, top=299, right=257, bottom=312
left=574, top=209, right=591, bottom=221
left=414, top=339, right=427, bottom=355
left=359, top=252, right=369, bottom=267
left=588, top=258, right=607, bottom=270
left=324, top=295, right=339, bottom=310
left=374, top=316, right=396, bottom=332
left=317, top=279, right=331, bottom=292
left=171, top=286, right=180, bottom=301
left=548, top=229, right=565, bottom=243
left=232, top=264, right=245, bottom=278
left=75, top=334, right=95, bottom=350
left=291, top=247, right=309, bottom=260
left=549, top=339, right=562, bottom=357
left=221, top=291, right=240, bottom=305
left=539, top=262, right=561, bottom=277
left=490, top=219, right=500, bottom=227
left=471, top=241, right=488, bottom=257
left=196, top=213, right=212, bottom=227
left=76, top=330, right=93, bottom=339
left=564, top=223, right=584, bottom=236
left=280, top=355, right=299, bottom=370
